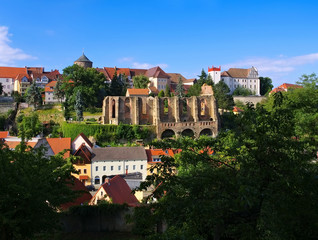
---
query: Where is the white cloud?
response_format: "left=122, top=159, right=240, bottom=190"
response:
left=223, top=53, right=318, bottom=74
left=118, top=57, right=133, bottom=63
left=0, top=26, right=36, bottom=65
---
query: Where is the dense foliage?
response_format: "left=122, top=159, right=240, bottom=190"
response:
left=137, top=89, right=318, bottom=239
left=214, top=80, right=234, bottom=110
left=17, top=113, right=43, bottom=139
left=175, top=77, right=185, bottom=98
left=232, top=86, right=253, bottom=96
left=259, top=76, right=273, bottom=96
left=25, top=83, right=42, bottom=109
left=133, top=75, right=150, bottom=89
left=0, top=142, right=77, bottom=239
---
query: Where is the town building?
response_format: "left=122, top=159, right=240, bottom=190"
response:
left=208, top=66, right=260, bottom=95
left=269, top=83, right=303, bottom=95
left=91, top=146, right=148, bottom=187
left=74, top=53, right=93, bottom=68
left=146, top=148, right=175, bottom=176
left=126, top=88, right=149, bottom=97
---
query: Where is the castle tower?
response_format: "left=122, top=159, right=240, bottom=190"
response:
left=74, top=53, right=93, bottom=68
left=208, top=66, right=221, bottom=84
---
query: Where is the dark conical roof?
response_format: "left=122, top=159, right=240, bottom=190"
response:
left=75, top=53, right=92, bottom=63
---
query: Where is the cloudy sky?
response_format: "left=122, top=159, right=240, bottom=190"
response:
left=0, top=0, right=318, bottom=87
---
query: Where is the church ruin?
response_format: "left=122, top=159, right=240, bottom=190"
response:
left=102, top=85, right=220, bottom=139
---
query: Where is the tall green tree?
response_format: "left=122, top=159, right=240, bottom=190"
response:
left=25, top=82, right=42, bottom=109
left=17, top=113, right=43, bottom=139
left=74, top=90, right=84, bottom=121
left=158, top=90, right=165, bottom=98
left=259, top=76, right=273, bottom=95
left=61, top=64, right=108, bottom=108
left=164, top=84, right=171, bottom=97
left=175, top=77, right=185, bottom=98
left=296, top=73, right=318, bottom=88
left=133, top=75, right=150, bottom=89
left=0, top=142, right=77, bottom=240
left=214, top=80, right=234, bottom=110
left=53, top=77, right=64, bottom=103
left=110, top=70, right=125, bottom=96
left=187, top=83, right=201, bottom=96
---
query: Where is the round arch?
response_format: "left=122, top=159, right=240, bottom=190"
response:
left=161, top=129, right=176, bottom=139
left=94, top=176, right=100, bottom=185
left=181, top=128, right=195, bottom=137
left=200, top=128, right=213, bottom=137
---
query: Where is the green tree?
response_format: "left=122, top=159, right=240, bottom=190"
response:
left=0, top=142, right=77, bottom=240
left=214, top=80, right=234, bottom=110
left=53, top=77, right=64, bottom=103
left=197, top=69, right=207, bottom=85
left=61, top=64, right=108, bottom=108
left=296, top=73, right=318, bottom=88
left=133, top=75, right=150, bottom=89
left=158, top=90, right=164, bottom=98
left=139, top=98, right=318, bottom=239
left=25, top=82, right=42, bottom=109
left=17, top=113, right=43, bottom=139
left=259, top=76, right=273, bottom=95
left=187, top=83, right=201, bottom=96
left=175, top=77, right=185, bottom=98
left=232, top=86, right=253, bottom=96
left=164, top=84, right=171, bottom=97
left=110, top=70, right=125, bottom=96
left=75, top=90, right=84, bottom=121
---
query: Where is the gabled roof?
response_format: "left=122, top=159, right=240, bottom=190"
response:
left=32, top=70, right=61, bottom=81
left=75, top=53, right=92, bottom=63
left=130, top=68, right=147, bottom=77
left=92, top=147, right=147, bottom=161
left=47, top=137, right=71, bottom=158
left=145, top=66, right=170, bottom=79
left=15, top=74, right=31, bottom=83
left=225, top=68, right=250, bottom=78
left=60, top=177, right=92, bottom=210
left=103, top=67, right=131, bottom=79
left=74, top=143, right=92, bottom=163
left=278, top=83, right=302, bottom=89
left=0, top=67, right=28, bottom=79
left=44, top=81, right=57, bottom=92
left=166, top=73, right=187, bottom=84
left=146, top=149, right=174, bottom=163
left=73, top=133, right=93, bottom=148
left=99, top=175, right=139, bottom=206
left=149, top=86, right=159, bottom=94
left=126, top=88, right=149, bottom=96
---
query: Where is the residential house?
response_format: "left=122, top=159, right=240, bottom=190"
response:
left=90, top=175, right=140, bottom=206
left=30, top=69, right=61, bottom=89
left=46, top=137, right=71, bottom=158
left=0, top=67, right=28, bottom=95
left=269, top=83, right=303, bottom=95
left=146, top=149, right=175, bottom=176
left=91, top=146, right=148, bottom=187
left=208, top=66, right=260, bottom=95
left=145, top=66, right=171, bottom=92
left=44, top=81, right=58, bottom=104
left=73, top=143, right=93, bottom=186
left=71, top=133, right=94, bottom=154
left=14, top=74, right=31, bottom=95
left=126, top=88, right=149, bottom=97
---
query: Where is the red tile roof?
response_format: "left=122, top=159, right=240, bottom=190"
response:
left=146, top=149, right=175, bottom=163
left=4, top=141, right=37, bottom=149
left=47, top=137, right=71, bottom=158
left=269, top=83, right=302, bottom=95
left=99, top=175, right=139, bottom=207
left=0, top=67, right=28, bottom=79
left=127, top=88, right=149, bottom=96
left=60, top=177, right=92, bottom=210
left=0, top=131, right=9, bottom=139
left=233, top=106, right=244, bottom=112
left=44, top=81, right=57, bottom=92
left=166, top=73, right=187, bottom=84
left=145, top=66, right=170, bottom=79
left=73, top=143, right=92, bottom=164
left=149, top=86, right=159, bottom=94
left=104, top=67, right=131, bottom=79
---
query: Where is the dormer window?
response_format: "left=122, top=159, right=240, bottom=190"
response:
left=22, top=77, right=28, bottom=82
left=41, top=76, right=48, bottom=82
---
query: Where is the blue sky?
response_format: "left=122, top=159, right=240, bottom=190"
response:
left=0, top=0, right=318, bottom=87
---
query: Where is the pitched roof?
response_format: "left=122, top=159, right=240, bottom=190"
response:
left=225, top=68, right=250, bottom=78
left=15, top=74, right=31, bottom=83
left=0, top=131, right=9, bottom=139
left=103, top=67, right=131, bottom=79
left=60, top=177, right=92, bottom=210
left=146, top=149, right=174, bottom=163
left=32, top=70, right=61, bottom=81
left=0, top=67, right=28, bottom=79
left=279, top=83, right=303, bottom=89
left=92, top=147, right=147, bottom=161
left=145, top=66, right=170, bottom=79
left=127, top=88, right=149, bottom=96
left=75, top=53, right=92, bottom=63
left=44, top=81, right=57, bottom=92
left=130, top=68, right=147, bottom=77
left=166, top=73, right=187, bottom=84
left=100, top=175, right=139, bottom=206
left=74, top=143, right=92, bottom=163
left=47, top=137, right=71, bottom=158
left=149, top=86, right=159, bottom=94
left=73, top=133, right=93, bottom=148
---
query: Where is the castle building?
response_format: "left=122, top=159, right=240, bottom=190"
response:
left=208, top=66, right=260, bottom=96
left=74, top=53, right=93, bottom=68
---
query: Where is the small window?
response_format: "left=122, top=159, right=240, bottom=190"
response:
left=118, top=166, right=121, bottom=171
left=126, top=165, right=129, bottom=170
left=103, top=166, right=106, bottom=171
left=84, top=169, right=87, bottom=174
left=78, top=169, right=81, bottom=174
left=94, top=176, right=100, bottom=185
left=101, top=191, right=103, bottom=196
left=96, top=166, right=98, bottom=171
left=111, top=166, right=114, bottom=171
left=133, top=165, right=136, bottom=170
left=140, top=165, right=143, bottom=170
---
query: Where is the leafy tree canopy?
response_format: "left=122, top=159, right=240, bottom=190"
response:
left=296, top=73, right=318, bottom=88
left=158, top=90, right=165, bottom=98
left=175, top=77, right=185, bottom=98
left=25, top=83, right=42, bottom=109
left=133, top=75, right=150, bottom=89
left=214, top=80, right=234, bottom=110
left=110, top=70, right=126, bottom=96
left=17, top=113, right=43, bottom=139
left=164, top=84, right=171, bottom=97
left=232, top=86, right=253, bottom=96
left=259, top=76, right=273, bottom=95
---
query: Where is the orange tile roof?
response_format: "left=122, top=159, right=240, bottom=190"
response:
left=149, top=86, right=159, bottom=94
left=0, top=67, right=28, bottom=79
left=279, top=83, right=303, bottom=89
left=104, top=67, right=131, bottom=79
left=4, top=141, right=37, bottom=149
left=47, top=138, right=71, bottom=158
left=44, top=81, right=57, bottom=92
left=146, top=149, right=175, bottom=163
left=0, top=131, right=9, bottom=139
left=233, top=106, right=244, bottom=112
left=127, top=88, right=149, bottom=96
left=145, top=66, right=170, bottom=79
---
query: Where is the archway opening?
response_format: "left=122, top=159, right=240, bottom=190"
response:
left=94, top=176, right=100, bottom=185
left=112, top=99, right=116, bottom=118
left=200, top=128, right=213, bottom=137
left=161, top=129, right=175, bottom=139
left=181, top=129, right=195, bottom=137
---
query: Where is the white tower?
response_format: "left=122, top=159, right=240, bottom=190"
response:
left=208, top=66, right=221, bottom=84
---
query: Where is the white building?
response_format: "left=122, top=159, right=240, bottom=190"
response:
left=91, top=147, right=148, bottom=187
left=208, top=66, right=260, bottom=96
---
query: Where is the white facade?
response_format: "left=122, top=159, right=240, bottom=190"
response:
left=150, top=77, right=169, bottom=91
left=0, top=78, right=14, bottom=95
left=92, top=159, right=147, bottom=187
left=45, top=91, right=60, bottom=104
left=207, top=66, right=221, bottom=84
left=71, top=134, right=93, bottom=153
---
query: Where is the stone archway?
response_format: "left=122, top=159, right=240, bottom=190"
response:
left=200, top=128, right=213, bottom=137
left=181, top=128, right=195, bottom=137
left=161, top=129, right=176, bottom=139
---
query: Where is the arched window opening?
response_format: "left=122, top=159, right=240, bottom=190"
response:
left=112, top=99, right=116, bottom=118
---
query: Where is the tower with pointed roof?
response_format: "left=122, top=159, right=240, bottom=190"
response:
left=74, top=53, right=93, bottom=68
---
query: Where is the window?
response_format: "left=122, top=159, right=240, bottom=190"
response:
left=133, top=165, right=136, bottom=170
left=78, top=169, right=81, bottom=174
left=101, top=191, right=103, bottom=196
left=103, top=166, right=106, bottom=171
left=84, top=169, right=87, bottom=174
left=94, top=176, right=100, bottom=184
left=111, top=166, right=114, bottom=171
left=96, top=166, right=98, bottom=171
left=126, top=165, right=129, bottom=170
left=118, top=166, right=121, bottom=171
left=6, top=79, right=9, bottom=82
left=140, top=165, right=143, bottom=170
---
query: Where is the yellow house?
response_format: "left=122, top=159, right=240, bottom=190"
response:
left=146, top=149, right=175, bottom=176
left=73, top=143, right=92, bottom=186
left=14, top=74, right=31, bottom=95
